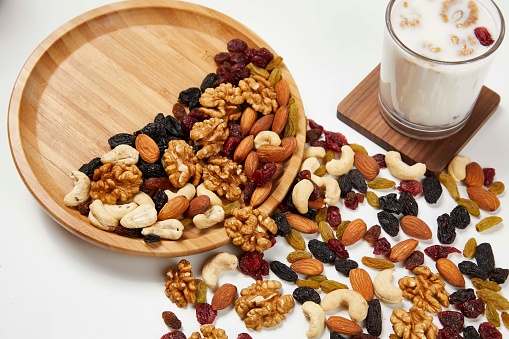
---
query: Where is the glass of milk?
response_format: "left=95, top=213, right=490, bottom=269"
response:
left=378, top=0, right=505, bottom=140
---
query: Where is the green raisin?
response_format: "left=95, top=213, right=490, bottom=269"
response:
left=476, top=216, right=503, bottom=232
left=463, top=237, right=477, bottom=258
left=366, top=191, right=381, bottom=208
left=438, top=172, right=460, bottom=201
left=283, top=98, right=298, bottom=137
left=318, top=221, right=336, bottom=243
left=367, top=178, right=396, bottom=189
left=457, top=198, right=481, bottom=217
left=267, top=66, right=282, bottom=87
left=194, top=279, right=207, bottom=304
left=489, top=181, right=505, bottom=195
left=486, top=302, right=501, bottom=327
left=476, top=289, right=509, bottom=310
left=286, top=250, right=312, bottom=263
left=471, top=278, right=502, bottom=292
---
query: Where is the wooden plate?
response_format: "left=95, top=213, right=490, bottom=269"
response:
left=8, top=0, right=306, bottom=257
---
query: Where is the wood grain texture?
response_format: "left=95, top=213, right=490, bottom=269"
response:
left=337, top=64, right=500, bottom=173
left=8, top=0, right=306, bottom=257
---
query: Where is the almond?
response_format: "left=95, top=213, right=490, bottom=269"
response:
left=353, top=152, right=380, bottom=180
left=349, top=268, right=374, bottom=301
left=436, top=258, right=465, bottom=287
left=240, top=106, right=258, bottom=137
left=244, top=151, right=259, bottom=179
left=257, top=146, right=287, bottom=163
left=341, top=218, right=367, bottom=246
left=466, top=186, right=500, bottom=211
left=249, top=114, right=274, bottom=136
left=274, top=78, right=290, bottom=106
left=464, top=162, right=485, bottom=187
left=157, top=195, right=189, bottom=220
left=271, top=105, right=289, bottom=134
left=187, top=195, right=211, bottom=218
left=389, top=238, right=419, bottom=262
left=211, top=283, right=237, bottom=310
left=135, top=134, right=160, bottom=163
left=250, top=182, right=272, bottom=207
left=290, top=258, right=324, bottom=276
left=400, top=215, right=432, bottom=240
left=281, top=136, right=297, bottom=156
left=233, top=135, right=254, bottom=163
left=326, top=316, right=363, bottom=335
left=286, top=213, right=318, bottom=234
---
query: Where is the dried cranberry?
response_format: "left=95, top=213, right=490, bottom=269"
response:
left=397, top=180, right=423, bottom=196
left=324, top=131, right=348, bottom=152
left=227, top=38, right=248, bottom=53
left=214, top=51, right=231, bottom=64
left=252, top=162, right=277, bottom=186
left=474, top=27, right=495, bottom=46
left=188, top=108, right=207, bottom=122
left=308, top=119, right=324, bottom=132
left=296, top=169, right=312, bottom=182
left=437, top=327, right=462, bottom=339
left=227, top=122, right=242, bottom=138
left=242, top=47, right=256, bottom=63
left=228, top=63, right=250, bottom=84
left=181, top=114, right=198, bottom=133
left=459, top=298, right=485, bottom=318
left=306, top=129, right=323, bottom=144
left=373, top=237, right=391, bottom=255
left=327, top=239, right=349, bottom=259
left=161, top=331, right=186, bottom=339
left=239, top=251, right=269, bottom=280
left=251, top=47, right=274, bottom=68
left=243, top=181, right=256, bottom=205
left=344, top=191, right=359, bottom=210
left=196, top=303, right=217, bottom=325
left=372, top=153, right=386, bottom=168
left=230, top=53, right=248, bottom=65
left=326, top=206, right=342, bottom=227
left=424, top=245, right=461, bottom=261
left=483, top=167, right=496, bottom=187
left=311, top=139, right=327, bottom=149
left=223, top=136, right=241, bottom=158
left=236, top=334, right=253, bottom=339
left=478, top=321, right=502, bottom=339
left=438, top=311, right=464, bottom=333
left=308, top=181, right=322, bottom=201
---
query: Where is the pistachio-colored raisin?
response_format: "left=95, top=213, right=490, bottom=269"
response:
left=286, top=228, right=306, bottom=251
left=457, top=198, right=481, bottom=217
left=367, top=178, right=396, bottom=189
left=283, top=98, right=298, bottom=138
left=180, top=218, right=193, bottom=227
left=314, top=164, right=327, bottom=177
left=318, top=221, right=336, bottom=243
left=265, top=55, right=283, bottom=71
left=471, top=278, right=502, bottom=292
left=246, top=62, right=270, bottom=79
left=361, top=256, right=395, bottom=270
left=463, top=237, right=477, bottom=258
left=223, top=200, right=240, bottom=217
left=476, top=289, right=509, bottom=310
left=438, top=172, right=460, bottom=201
left=475, top=216, right=503, bottom=232
left=486, top=302, right=501, bottom=327
left=336, top=220, right=350, bottom=240
left=366, top=191, right=381, bottom=208
left=324, top=149, right=336, bottom=163
left=307, top=274, right=328, bottom=283
left=315, top=207, right=328, bottom=224
left=349, top=143, right=368, bottom=154
left=267, top=66, right=282, bottom=87
left=501, top=311, right=509, bottom=328
left=489, top=181, right=505, bottom=195
left=194, top=279, right=207, bottom=304
left=286, top=250, right=313, bottom=263
left=296, top=279, right=321, bottom=289
left=320, top=279, right=348, bottom=293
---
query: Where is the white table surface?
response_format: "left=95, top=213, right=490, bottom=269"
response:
left=1, top=0, right=509, bottom=338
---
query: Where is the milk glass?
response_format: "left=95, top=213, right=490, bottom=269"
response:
left=378, top=0, right=505, bottom=140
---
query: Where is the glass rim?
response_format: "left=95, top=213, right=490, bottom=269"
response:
left=385, top=0, right=506, bottom=65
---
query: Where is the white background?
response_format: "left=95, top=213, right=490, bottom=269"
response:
left=1, top=0, right=508, bottom=338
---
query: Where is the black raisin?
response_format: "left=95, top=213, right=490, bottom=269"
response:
left=458, top=261, right=488, bottom=280
left=366, top=299, right=382, bottom=336
left=269, top=261, right=297, bottom=282
left=152, top=189, right=168, bottom=213
left=178, top=87, right=201, bottom=106
left=379, top=193, right=403, bottom=214
left=489, top=267, right=509, bottom=284
left=200, top=73, right=218, bottom=92
left=330, top=333, right=347, bottom=339
left=108, top=133, right=136, bottom=149
left=423, top=174, right=442, bottom=204
left=437, top=213, right=456, bottom=244
left=292, top=286, right=321, bottom=304
left=449, top=205, right=470, bottom=229
left=351, top=334, right=378, bottom=339
left=137, top=159, right=167, bottom=178
left=349, top=169, right=367, bottom=193
left=144, top=234, right=161, bottom=243
left=300, top=209, right=317, bottom=221
left=78, top=157, right=103, bottom=178
left=164, top=115, right=187, bottom=140
left=463, top=325, right=480, bottom=339
left=272, top=213, right=292, bottom=237
left=475, top=242, right=495, bottom=273
left=449, top=288, right=476, bottom=304
left=337, top=174, right=352, bottom=198
left=308, top=239, right=336, bottom=264
left=377, top=210, right=399, bottom=237
left=135, top=122, right=163, bottom=141
left=334, top=258, right=358, bottom=276
left=399, top=191, right=418, bottom=216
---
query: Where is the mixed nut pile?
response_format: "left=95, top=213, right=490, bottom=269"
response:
left=62, top=39, right=507, bottom=339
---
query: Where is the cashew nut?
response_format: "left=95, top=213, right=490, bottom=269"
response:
left=119, top=203, right=157, bottom=228
left=131, top=191, right=155, bottom=207
left=63, top=171, right=91, bottom=206
left=302, top=301, right=326, bottom=338
left=447, top=155, right=471, bottom=181
left=254, top=131, right=281, bottom=149
left=292, top=179, right=315, bottom=214
left=165, top=183, right=196, bottom=201
left=141, top=219, right=184, bottom=240
left=320, top=289, right=368, bottom=322
left=326, top=145, right=354, bottom=176
left=385, top=151, right=426, bottom=181
left=202, top=252, right=238, bottom=289
left=300, top=157, right=323, bottom=187
left=303, top=146, right=326, bottom=159
left=373, top=269, right=403, bottom=304
left=196, top=183, right=222, bottom=206
left=100, top=144, right=139, bottom=165
left=103, top=202, right=138, bottom=220
left=88, top=199, right=118, bottom=231
left=321, top=176, right=341, bottom=206
left=193, top=205, right=225, bottom=229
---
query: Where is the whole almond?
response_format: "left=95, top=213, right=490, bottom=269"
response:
left=135, top=134, right=160, bottom=163
left=249, top=114, right=274, bottom=136
left=233, top=135, right=254, bottom=163
left=349, top=268, right=374, bottom=301
left=286, top=213, right=319, bottom=234
left=211, top=283, right=237, bottom=310
left=436, top=258, right=465, bottom=287
left=464, top=162, right=485, bottom=187
left=158, top=195, right=189, bottom=220
left=341, top=218, right=367, bottom=246
left=187, top=195, right=211, bottom=218
left=250, top=182, right=272, bottom=207
left=240, top=106, right=258, bottom=137
left=274, top=78, right=290, bottom=107
left=466, top=186, right=500, bottom=211
left=290, top=258, right=324, bottom=276
left=257, top=146, right=287, bottom=163
left=244, top=151, right=259, bottom=179
left=281, top=136, right=297, bottom=155
left=353, top=152, right=380, bottom=180
left=400, top=215, right=432, bottom=240
left=326, top=316, right=363, bottom=335
left=271, top=105, right=289, bottom=134
left=389, top=238, right=419, bottom=262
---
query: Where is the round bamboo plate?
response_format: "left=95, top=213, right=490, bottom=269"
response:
left=8, top=0, right=306, bottom=257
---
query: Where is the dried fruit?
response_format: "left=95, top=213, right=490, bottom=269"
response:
left=463, top=325, right=480, bottom=339
left=424, top=245, right=461, bottom=261
left=423, top=174, right=442, bottom=204
left=437, top=213, right=456, bottom=244
left=367, top=178, right=395, bottom=189
left=438, top=172, right=460, bottom=200
left=449, top=288, right=476, bottom=305
left=162, top=311, right=182, bottom=329
left=397, top=180, right=423, bottom=196
left=373, top=237, right=391, bottom=255
left=195, top=279, right=207, bottom=304
left=320, top=279, right=348, bottom=293
left=449, top=205, right=470, bottom=229
left=238, top=251, right=269, bottom=281
left=366, top=299, right=382, bottom=336
left=457, top=198, right=481, bottom=217
left=361, top=256, right=395, bottom=270
left=475, top=243, right=495, bottom=274
left=364, top=225, right=381, bottom=244
left=463, top=237, right=477, bottom=259
left=399, top=191, right=419, bottom=216
left=475, top=216, right=503, bottom=232
left=334, top=258, right=359, bottom=276
left=478, top=321, right=502, bottom=339
left=326, top=206, right=342, bottom=228
left=327, top=239, right=349, bottom=259
left=379, top=193, right=403, bottom=214
left=293, top=286, right=321, bottom=304
left=489, top=268, right=509, bottom=284
left=196, top=303, right=217, bottom=325
left=459, top=297, right=485, bottom=318
left=486, top=302, right=502, bottom=327
left=438, top=311, right=464, bottom=333
left=269, top=260, right=298, bottom=282
left=286, top=229, right=306, bottom=250
left=286, top=250, right=312, bottom=263
left=476, top=289, right=509, bottom=310
left=318, top=221, right=336, bottom=243
left=161, top=330, right=186, bottom=339
left=295, top=279, right=321, bottom=289
left=377, top=210, right=399, bottom=237
left=366, top=191, right=380, bottom=208
left=474, top=26, right=495, bottom=46
left=308, top=239, right=336, bottom=263
left=404, top=250, right=424, bottom=270
left=501, top=311, right=509, bottom=328
left=458, top=261, right=488, bottom=280
left=471, top=278, right=501, bottom=292
left=488, top=181, right=505, bottom=195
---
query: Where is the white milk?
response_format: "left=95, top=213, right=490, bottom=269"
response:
left=378, top=0, right=504, bottom=138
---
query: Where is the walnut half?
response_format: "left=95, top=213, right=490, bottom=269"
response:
left=391, top=306, right=439, bottom=339
left=164, top=259, right=197, bottom=308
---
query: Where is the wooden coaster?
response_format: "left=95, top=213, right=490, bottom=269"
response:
left=337, top=64, right=501, bottom=173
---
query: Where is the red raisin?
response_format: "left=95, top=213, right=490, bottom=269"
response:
left=196, top=303, right=217, bottom=325
left=306, top=129, right=322, bottom=144
left=364, top=225, right=381, bottom=244
left=162, top=311, right=182, bottom=329
left=424, top=245, right=461, bottom=261
left=243, top=181, right=256, bottom=205
left=222, top=136, right=241, bottom=158
left=474, top=27, right=495, bottom=46
left=373, top=237, right=391, bottom=255
left=326, top=206, right=342, bottom=228
left=404, top=250, right=424, bottom=270
left=344, top=191, right=359, bottom=210
left=172, top=103, right=187, bottom=122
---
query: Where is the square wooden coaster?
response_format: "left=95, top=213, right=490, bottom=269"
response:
left=336, top=64, right=501, bottom=173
